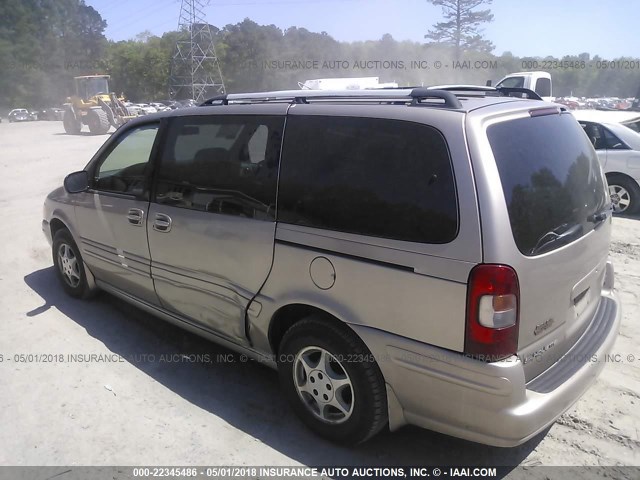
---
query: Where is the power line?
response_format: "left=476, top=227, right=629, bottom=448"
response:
left=106, top=0, right=180, bottom=35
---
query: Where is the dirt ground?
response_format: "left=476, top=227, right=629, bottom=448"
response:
left=0, top=121, right=639, bottom=473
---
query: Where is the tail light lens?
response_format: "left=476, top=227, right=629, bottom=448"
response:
left=465, top=264, right=520, bottom=361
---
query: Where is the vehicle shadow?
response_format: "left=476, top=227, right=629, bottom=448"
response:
left=24, top=267, right=544, bottom=472
left=614, top=212, right=640, bottom=221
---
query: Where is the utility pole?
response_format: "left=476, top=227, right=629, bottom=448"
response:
left=169, top=0, right=225, bottom=102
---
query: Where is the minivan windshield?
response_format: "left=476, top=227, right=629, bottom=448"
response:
left=488, top=112, right=610, bottom=256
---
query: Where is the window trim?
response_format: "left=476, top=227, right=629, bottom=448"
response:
left=88, top=120, right=163, bottom=200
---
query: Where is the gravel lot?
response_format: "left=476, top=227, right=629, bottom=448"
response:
left=0, top=121, right=639, bottom=473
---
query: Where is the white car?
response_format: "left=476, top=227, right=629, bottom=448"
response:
left=573, top=109, right=640, bottom=133
left=149, top=102, right=168, bottom=112
left=574, top=115, right=640, bottom=214
left=135, top=104, right=157, bottom=115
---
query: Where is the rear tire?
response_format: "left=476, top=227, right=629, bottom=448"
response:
left=87, top=109, right=110, bottom=135
left=278, top=315, right=388, bottom=444
left=52, top=229, right=93, bottom=299
left=607, top=175, right=640, bottom=215
left=63, top=110, right=81, bottom=134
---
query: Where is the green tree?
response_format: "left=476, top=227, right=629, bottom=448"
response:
left=425, top=0, right=494, bottom=61
left=0, top=0, right=107, bottom=108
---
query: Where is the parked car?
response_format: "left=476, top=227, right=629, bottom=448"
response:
left=573, top=113, right=640, bottom=214
left=134, top=103, right=157, bottom=115
left=123, top=102, right=143, bottom=117
left=149, top=102, right=169, bottom=112
left=177, top=99, right=197, bottom=108
left=554, top=98, right=580, bottom=110
left=572, top=109, right=640, bottom=133
left=39, top=107, right=65, bottom=121
left=8, top=108, right=31, bottom=122
left=43, top=88, right=620, bottom=446
left=157, top=100, right=180, bottom=110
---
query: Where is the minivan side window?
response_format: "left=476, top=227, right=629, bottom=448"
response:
left=155, top=115, right=284, bottom=220
left=94, top=124, right=159, bottom=195
left=278, top=116, right=458, bottom=244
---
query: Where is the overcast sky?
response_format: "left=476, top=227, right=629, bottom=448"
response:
left=86, top=0, right=639, bottom=59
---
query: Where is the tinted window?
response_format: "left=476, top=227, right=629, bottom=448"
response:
left=488, top=113, right=609, bottom=256
left=580, top=122, right=601, bottom=149
left=278, top=116, right=458, bottom=244
left=155, top=116, right=284, bottom=220
left=498, top=77, right=524, bottom=89
left=95, top=124, right=158, bottom=194
left=602, top=127, right=629, bottom=150
left=535, top=77, right=551, bottom=97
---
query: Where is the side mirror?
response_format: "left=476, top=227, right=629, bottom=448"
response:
left=63, top=171, right=89, bottom=193
left=486, top=80, right=492, bottom=87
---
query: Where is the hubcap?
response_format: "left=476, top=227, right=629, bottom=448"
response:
left=609, top=184, right=631, bottom=213
left=293, top=346, right=354, bottom=424
left=57, top=243, right=81, bottom=288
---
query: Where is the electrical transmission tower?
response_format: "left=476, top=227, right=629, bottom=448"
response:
left=169, top=0, right=225, bottom=102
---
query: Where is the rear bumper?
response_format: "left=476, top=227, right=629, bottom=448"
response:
left=351, top=289, right=621, bottom=447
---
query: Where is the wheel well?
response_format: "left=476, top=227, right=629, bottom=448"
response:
left=606, top=172, right=640, bottom=189
left=49, top=218, right=68, bottom=238
left=268, top=304, right=343, bottom=354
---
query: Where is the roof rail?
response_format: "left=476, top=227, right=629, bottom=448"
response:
left=409, top=88, right=463, bottom=109
left=495, top=86, right=542, bottom=100
left=199, top=88, right=464, bottom=109
left=197, top=85, right=541, bottom=108
left=200, top=95, right=228, bottom=106
left=428, top=85, right=542, bottom=101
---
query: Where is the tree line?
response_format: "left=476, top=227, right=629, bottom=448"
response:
left=1, top=0, right=638, bottom=109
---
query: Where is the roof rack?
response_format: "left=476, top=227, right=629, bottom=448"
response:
left=428, top=85, right=543, bottom=101
left=198, top=85, right=541, bottom=108
left=496, top=86, right=543, bottom=100
left=200, top=88, right=463, bottom=109
left=200, top=95, right=229, bottom=106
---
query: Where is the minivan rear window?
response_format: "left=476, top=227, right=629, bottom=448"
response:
left=488, top=113, right=609, bottom=256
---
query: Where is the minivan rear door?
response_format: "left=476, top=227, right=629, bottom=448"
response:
left=471, top=108, right=611, bottom=381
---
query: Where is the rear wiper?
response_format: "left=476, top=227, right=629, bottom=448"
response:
left=587, top=206, right=612, bottom=226
left=529, top=223, right=584, bottom=256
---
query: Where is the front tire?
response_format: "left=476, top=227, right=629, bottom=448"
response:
left=52, top=229, right=92, bottom=299
left=278, top=316, right=388, bottom=444
left=63, top=110, right=81, bottom=134
left=87, top=109, right=110, bottom=135
left=608, top=175, right=640, bottom=215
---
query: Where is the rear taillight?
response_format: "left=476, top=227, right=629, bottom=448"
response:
left=465, top=264, right=520, bottom=361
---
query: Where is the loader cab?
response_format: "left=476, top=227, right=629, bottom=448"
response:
left=75, top=75, right=110, bottom=101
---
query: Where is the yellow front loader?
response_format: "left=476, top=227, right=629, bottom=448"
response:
left=63, top=75, right=136, bottom=135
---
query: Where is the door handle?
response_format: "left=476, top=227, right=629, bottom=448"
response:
left=127, top=208, right=144, bottom=226
left=153, top=213, right=172, bottom=232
